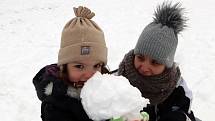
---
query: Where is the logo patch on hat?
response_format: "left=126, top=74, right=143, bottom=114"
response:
left=81, top=46, right=90, bottom=55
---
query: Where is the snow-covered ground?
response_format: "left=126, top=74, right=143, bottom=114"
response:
left=1, top=0, right=214, bottom=120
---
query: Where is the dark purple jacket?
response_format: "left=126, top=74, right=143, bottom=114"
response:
left=33, top=64, right=92, bottom=121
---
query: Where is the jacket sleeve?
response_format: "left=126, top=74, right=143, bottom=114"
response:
left=33, top=64, right=68, bottom=101
left=41, top=95, right=92, bottom=121
left=159, top=77, right=196, bottom=121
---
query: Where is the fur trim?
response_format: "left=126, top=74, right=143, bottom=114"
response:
left=67, top=86, right=81, bottom=99
left=44, top=82, right=53, bottom=96
left=153, top=2, right=187, bottom=34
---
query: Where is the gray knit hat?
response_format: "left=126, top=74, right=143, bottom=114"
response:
left=134, top=2, right=187, bottom=68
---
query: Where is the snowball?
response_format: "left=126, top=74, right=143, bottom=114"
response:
left=80, top=72, right=150, bottom=121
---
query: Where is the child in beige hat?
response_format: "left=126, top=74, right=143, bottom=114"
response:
left=33, top=6, right=108, bottom=121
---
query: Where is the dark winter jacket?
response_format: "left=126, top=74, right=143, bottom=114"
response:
left=112, top=70, right=196, bottom=121
left=143, top=78, right=196, bottom=121
left=33, top=64, right=94, bottom=121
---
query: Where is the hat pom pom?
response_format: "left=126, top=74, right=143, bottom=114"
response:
left=73, top=6, right=95, bottom=19
left=153, top=2, right=187, bottom=34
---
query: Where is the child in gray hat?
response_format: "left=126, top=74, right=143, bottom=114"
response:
left=116, top=2, right=196, bottom=121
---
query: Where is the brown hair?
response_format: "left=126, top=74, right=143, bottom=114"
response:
left=59, top=64, right=69, bottom=83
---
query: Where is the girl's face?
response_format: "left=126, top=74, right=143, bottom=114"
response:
left=134, top=55, right=165, bottom=76
left=67, top=60, right=103, bottom=84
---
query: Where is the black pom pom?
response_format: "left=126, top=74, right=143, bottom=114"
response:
left=153, top=2, right=187, bottom=34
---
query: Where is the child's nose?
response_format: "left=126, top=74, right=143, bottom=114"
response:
left=83, top=70, right=96, bottom=80
left=139, top=61, right=152, bottom=74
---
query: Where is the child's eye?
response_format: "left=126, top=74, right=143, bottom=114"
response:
left=94, top=63, right=103, bottom=69
left=74, top=64, right=84, bottom=70
left=151, top=60, right=161, bottom=65
left=137, top=55, right=145, bottom=61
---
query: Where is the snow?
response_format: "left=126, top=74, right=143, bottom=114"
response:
left=0, top=0, right=215, bottom=121
left=80, top=72, right=149, bottom=121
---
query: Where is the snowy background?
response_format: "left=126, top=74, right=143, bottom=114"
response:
left=0, top=0, right=214, bottom=120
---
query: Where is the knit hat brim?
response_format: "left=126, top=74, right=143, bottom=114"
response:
left=58, top=42, right=107, bottom=66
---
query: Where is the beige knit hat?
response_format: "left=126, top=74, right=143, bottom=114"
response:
left=58, top=6, right=107, bottom=66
